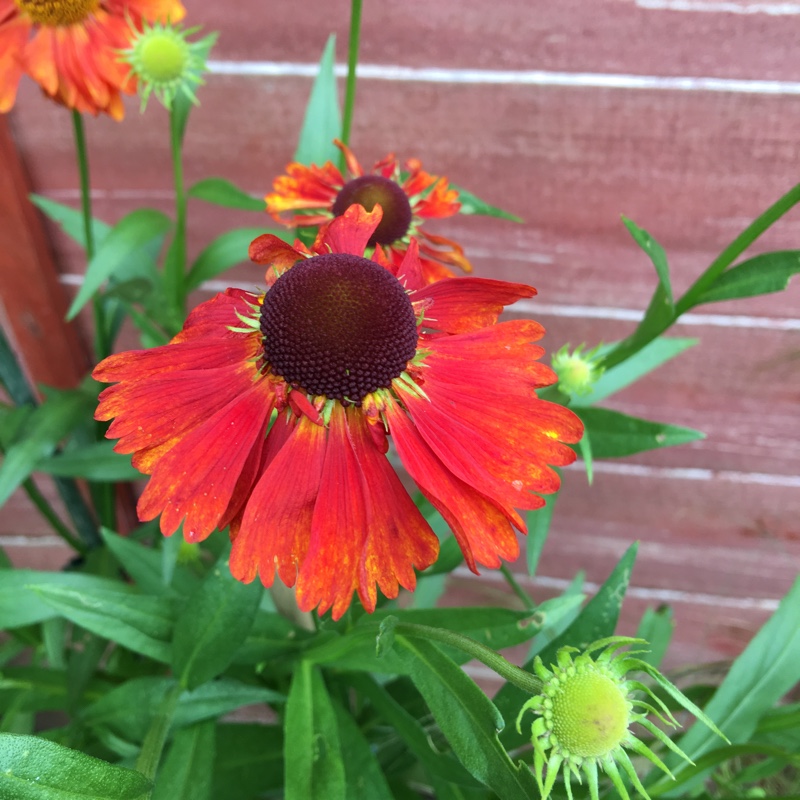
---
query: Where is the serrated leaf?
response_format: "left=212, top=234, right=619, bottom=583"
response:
left=172, top=555, right=262, bottom=689
left=574, top=337, right=697, bottom=406
left=186, top=227, right=288, bottom=290
left=694, top=250, right=800, bottom=305
left=577, top=407, right=704, bottom=458
left=623, top=216, right=674, bottom=306
left=0, top=733, right=150, bottom=800
left=36, top=441, right=141, bottom=481
left=0, top=389, right=93, bottom=507
left=187, top=178, right=265, bottom=212
left=29, top=194, right=111, bottom=251
left=67, top=209, right=171, bottom=320
left=285, top=662, right=346, bottom=800
left=30, top=584, right=174, bottom=662
left=398, top=636, right=532, bottom=800
left=451, top=184, right=522, bottom=222
left=294, top=35, right=341, bottom=166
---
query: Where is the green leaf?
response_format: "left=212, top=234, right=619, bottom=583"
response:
left=36, top=441, right=141, bottom=481
left=451, top=185, right=522, bottom=222
left=351, top=675, right=483, bottom=796
left=574, top=337, right=697, bottom=406
left=635, top=605, right=674, bottom=668
left=151, top=721, right=214, bottom=800
left=623, top=216, right=674, bottom=306
left=0, top=571, right=133, bottom=629
left=497, top=543, right=638, bottom=751
left=294, top=35, right=341, bottom=166
left=579, top=428, right=594, bottom=483
left=67, top=209, right=171, bottom=320
left=233, top=609, right=311, bottom=665
left=0, top=733, right=150, bottom=800
left=172, top=554, right=263, bottom=689
left=101, top=528, right=199, bottom=597
left=577, top=407, right=705, bottom=458
left=398, top=636, right=534, bottom=800
left=187, top=178, right=265, bottom=212
left=527, top=494, right=557, bottom=578
left=332, top=700, right=394, bottom=800
left=284, top=662, right=346, bottom=800
left=29, top=195, right=111, bottom=251
left=212, top=724, right=283, bottom=800
left=0, top=389, right=93, bottom=507
left=694, top=250, right=800, bottom=305
left=657, top=575, right=800, bottom=794
left=186, top=227, right=288, bottom=290
left=30, top=584, right=174, bottom=662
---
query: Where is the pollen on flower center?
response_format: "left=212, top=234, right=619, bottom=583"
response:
left=14, top=0, right=99, bottom=26
left=331, top=176, right=413, bottom=246
left=550, top=670, right=630, bottom=758
left=260, top=253, right=418, bottom=403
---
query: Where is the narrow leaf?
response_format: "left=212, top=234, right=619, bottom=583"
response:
left=187, top=178, right=265, bottom=212
left=694, top=250, right=800, bottom=305
left=635, top=605, right=674, bottom=668
left=67, top=209, right=171, bottom=320
left=284, top=662, right=346, bottom=800
left=527, top=493, right=557, bottom=577
left=36, top=441, right=140, bottom=481
left=212, top=724, right=283, bottom=800
left=577, top=407, right=705, bottom=458
left=294, top=35, right=341, bottom=166
left=0, top=733, right=150, bottom=799
left=623, top=216, right=674, bottom=306
left=186, top=227, right=288, bottom=290
left=451, top=185, right=522, bottom=222
left=172, top=554, right=262, bottom=689
left=29, top=194, right=111, bottom=250
left=151, top=721, right=214, bottom=800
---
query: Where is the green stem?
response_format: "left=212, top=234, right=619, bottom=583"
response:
left=22, top=478, right=86, bottom=554
left=136, top=683, right=182, bottom=792
left=71, top=111, right=108, bottom=360
left=500, top=564, right=536, bottom=611
left=395, top=622, right=543, bottom=696
left=340, top=0, right=363, bottom=148
left=164, top=105, right=187, bottom=330
left=676, top=180, right=800, bottom=314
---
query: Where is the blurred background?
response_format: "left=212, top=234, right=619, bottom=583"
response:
left=1, top=0, right=798, bottom=674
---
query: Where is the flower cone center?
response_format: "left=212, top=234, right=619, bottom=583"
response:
left=15, top=0, right=99, bottom=26
left=551, top=671, right=629, bottom=758
left=332, top=176, right=413, bottom=246
left=138, top=32, right=189, bottom=82
left=260, top=253, right=418, bottom=403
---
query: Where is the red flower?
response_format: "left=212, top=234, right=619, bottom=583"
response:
left=0, top=0, right=185, bottom=118
left=266, top=140, right=473, bottom=285
left=94, top=206, right=583, bottom=619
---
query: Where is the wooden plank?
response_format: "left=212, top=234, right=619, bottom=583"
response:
left=0, top=116, right=89, bottom=391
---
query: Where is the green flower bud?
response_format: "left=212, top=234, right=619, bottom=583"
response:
left=552, top=343, right=604, bottom=396
left=517, top=637, right=728, bottom=800
left=120, top=21, right=217, bottom=111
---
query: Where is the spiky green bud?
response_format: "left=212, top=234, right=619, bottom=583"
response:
left=552, top=343, right=604, bottom=396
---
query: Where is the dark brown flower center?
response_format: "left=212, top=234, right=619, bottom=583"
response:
left=331, top=175, right=413, bottom=246
left=260, top=253, right=418, bottom=403
left=14, top=0, right=99, bottom=26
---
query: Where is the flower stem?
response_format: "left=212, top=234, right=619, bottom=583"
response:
left=341, top=0, right=363, bottom=148
left=22, top=477, right=86, bottom=554
left=164, top=104, right=188, bottom=331
left=500, top=563, right=537, bottom=611
left=395, top=621, right=543, bottom=695
left=136, top=683, right=182, bottom=793
left=71, top=111, right=108, bottom=361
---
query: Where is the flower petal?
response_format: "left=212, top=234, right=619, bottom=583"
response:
left=323, top=203, right=382, bottom=256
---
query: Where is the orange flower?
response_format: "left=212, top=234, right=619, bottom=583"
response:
left=0, top=0, right=185, bottom=118
left=266, top=140, right=473, bottom=285
left=94, top=206, right=583, bottom=619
